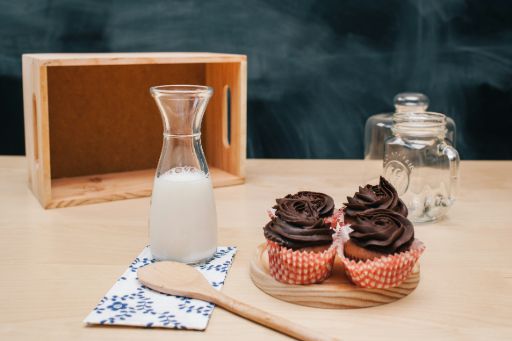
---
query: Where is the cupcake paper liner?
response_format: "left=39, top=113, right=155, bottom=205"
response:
left=266, top=240, right=336, bottom=285
left=334, top=208, right=345, bottom=226
left=326, top=208, right=344, bottom=228
left=334, top=226, right=425, bottom=289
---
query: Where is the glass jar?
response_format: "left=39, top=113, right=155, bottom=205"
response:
left=363, top=92, right=456, bottom=183
left=383, top=112, right=460, bottom=223
left=149, top=85, right=218, bottom=263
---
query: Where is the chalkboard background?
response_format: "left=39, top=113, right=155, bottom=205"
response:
left=1, top=0, right=512, bottom=159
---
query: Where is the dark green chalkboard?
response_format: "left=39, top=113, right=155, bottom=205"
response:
left=1, top=0, right=512, bottom=159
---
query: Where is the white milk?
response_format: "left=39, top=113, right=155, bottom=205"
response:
left=149, top=167, right=218, bottom=263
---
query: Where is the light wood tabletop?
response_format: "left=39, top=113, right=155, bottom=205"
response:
left=1, top=156, right=511, bottom=340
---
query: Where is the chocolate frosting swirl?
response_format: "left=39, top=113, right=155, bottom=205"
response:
left=344, top=176, right=408, bottom=224
left=278, top=191, right=335, bottom=218
left=264, top=198, right=333, bottom=250
left=349, top=209, right=414, bottom=254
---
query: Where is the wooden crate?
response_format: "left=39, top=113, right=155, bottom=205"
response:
left=22, top=52, right=247, bottom=209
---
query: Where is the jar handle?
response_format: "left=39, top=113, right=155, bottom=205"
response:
left=440, top=144, right=460, bottom=199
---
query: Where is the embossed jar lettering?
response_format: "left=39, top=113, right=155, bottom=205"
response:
left=383, top=112, right=459, bottom=223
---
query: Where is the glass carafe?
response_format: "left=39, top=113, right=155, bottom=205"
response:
left=149, top=85, right=217, bottom=263
left=383, top=112, right=460, bottom=223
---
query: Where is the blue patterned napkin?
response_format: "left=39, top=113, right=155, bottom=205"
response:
left=84, top=246, right=237, bottom=330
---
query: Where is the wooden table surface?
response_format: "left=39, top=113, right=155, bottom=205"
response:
left=1, top=156, right=511, bottom=340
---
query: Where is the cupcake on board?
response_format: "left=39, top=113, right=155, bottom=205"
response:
left=264, top=192, right=336, bottom=285
left=344, top=209, right=414, bottom=261
left=339, top=177, right=425, bottom=289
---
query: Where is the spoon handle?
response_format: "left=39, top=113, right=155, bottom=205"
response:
left=212, top=292, right=339, bottom=341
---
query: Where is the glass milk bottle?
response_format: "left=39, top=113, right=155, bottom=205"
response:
left=149, top=85, right=217, bottom=263
left=383, top=112, right=460, bottom=223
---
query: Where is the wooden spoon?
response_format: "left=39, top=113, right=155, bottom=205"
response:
left=138, top=261, right=339, bottom=341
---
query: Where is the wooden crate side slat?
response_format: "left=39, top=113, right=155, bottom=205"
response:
left=39, top=64, right=53, bottom=207
left=204, top=62, right=246, bottom=177
left=48, top=167, right=243, bottom=209
left=22, top=56, right=53, bottom=207
left=238, top=60, right=248, bottom=178
left=22, top=55, right=36, bottom=190
left=25, top=52, right=246, bottom=67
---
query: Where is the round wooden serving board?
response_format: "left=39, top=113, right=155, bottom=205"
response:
left=250, top=243, right=420, bottom=309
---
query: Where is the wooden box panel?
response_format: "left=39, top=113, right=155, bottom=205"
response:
left=22, top=53, right=247, bottom=208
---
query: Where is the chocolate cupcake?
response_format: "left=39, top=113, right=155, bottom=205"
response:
left=337, top=209, right=425, bottom=289
left=264, top=197, right=336, bottom=285
left=344, top=208, right=414, bottom=260
left=344, top=176, right=408, bottom=225
left=265, top=198, right=333, bottom=250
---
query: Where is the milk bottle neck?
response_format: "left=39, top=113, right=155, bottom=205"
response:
left=151, top=85, right=212, bottom=137
left=150, top=85, right=212, bottom=177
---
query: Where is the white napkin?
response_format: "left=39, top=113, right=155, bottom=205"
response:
left=84, top=246, right=237, bottom=330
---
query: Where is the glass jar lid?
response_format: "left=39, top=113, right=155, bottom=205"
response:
left=394, top=92, right=429, bottom=113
